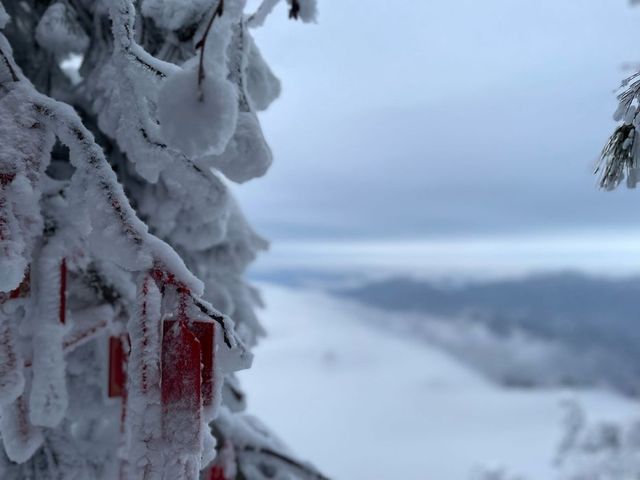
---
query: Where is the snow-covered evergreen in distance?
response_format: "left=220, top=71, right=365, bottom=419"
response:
left=472, top=402, right=640, bottom=480
left=597, top=1, right=640, bottom=189
left=554, top=402, right=640, bottom=480
left=555, top=3, right=640, bottom=479
left=0, top=0, right=323, bottom=479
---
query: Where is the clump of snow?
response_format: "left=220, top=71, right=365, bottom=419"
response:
left=141, top=0, right=211, bottom=30
left=35, top=3, right=89, bottom=56
left=208, top=112, right=272, bottom=183
left=148, top=169, right=231, bottom=254
left=0, top=3, right=9, bottom=29
left=59, top=54, right=83, bottom=85
left=158, top=67, right=239, bottom=158
left=245, top=35, right=281, bottom=111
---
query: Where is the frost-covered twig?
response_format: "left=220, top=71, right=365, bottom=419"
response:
left=196, top=0, right=225, bottom=94
left=109, top=0, right=172, bottom=79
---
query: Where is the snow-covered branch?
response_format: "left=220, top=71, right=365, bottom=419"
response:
left=0, top=0, right=319, bottom=477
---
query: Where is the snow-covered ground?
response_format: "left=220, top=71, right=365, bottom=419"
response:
left=240, top=284, right=639, bottom=480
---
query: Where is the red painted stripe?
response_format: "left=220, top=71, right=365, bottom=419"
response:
left=190, top=321, right=215, bottom=407
left=108, top=336, right=127, bottom=398
left=59, top=259, right=67, bottom=324
left=161, top=320, right=201, bottom=406
left=208, top=465, right=226, bottom=480
left=0, top=172, right=15, bottom=186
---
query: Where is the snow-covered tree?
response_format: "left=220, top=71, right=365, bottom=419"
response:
left=553, top=401, right=640, bottom=480
left=0, top=0, right=325, bottom=479
left=597, top=1, right=640, bottom=189
left=551, top=2, right=640, bottom=476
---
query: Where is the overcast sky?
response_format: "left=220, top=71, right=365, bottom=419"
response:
left=236, top=0, right=640, bottom=245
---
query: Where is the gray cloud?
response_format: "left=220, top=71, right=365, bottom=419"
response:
left=236, top=0, right=640, bottom=241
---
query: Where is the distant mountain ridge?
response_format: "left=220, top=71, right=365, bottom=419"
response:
left=334, top=271, right=640, bottom=395
left=335, top=272, right=640, bottom=342
left=253, top=269, right=640, bottom=394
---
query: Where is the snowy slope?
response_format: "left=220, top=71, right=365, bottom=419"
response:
left=240, top=284, right=639, bottom=480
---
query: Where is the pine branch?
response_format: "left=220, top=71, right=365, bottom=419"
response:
left=596, top=123, right=636, bottom=190
left=0, top=2, right=324, bottom=476
left=110, top=0, right=172, bottom=78
left=0, top=36, right=248, bottom=354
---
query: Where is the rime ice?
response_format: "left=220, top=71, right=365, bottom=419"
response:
left=0, top=0, right=324, bottom=479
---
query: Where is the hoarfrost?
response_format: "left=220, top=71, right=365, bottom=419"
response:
left=0, top=0, right=323, bottom=477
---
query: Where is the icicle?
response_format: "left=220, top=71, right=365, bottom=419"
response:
left=29, top=248, right=68, bottom=428
left=0, top=391, right=44, bottom=463
left=125, top=274, right=163, bottom=480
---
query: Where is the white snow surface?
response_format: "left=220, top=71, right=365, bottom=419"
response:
left=240, top=284, right=639, bottom=480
